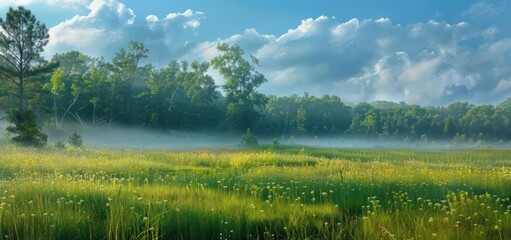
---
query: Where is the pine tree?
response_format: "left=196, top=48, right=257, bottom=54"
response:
left=6, top=110, right=47, bottom=147
left=68, top=131, right=83, bottom=147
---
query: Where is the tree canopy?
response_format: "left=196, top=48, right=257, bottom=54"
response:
left=0, top=6, right=57, bottom=111
left=211, top=43, right=267, bottom=131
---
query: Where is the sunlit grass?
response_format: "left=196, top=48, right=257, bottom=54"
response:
left=0, top=144, right=510, bottom=239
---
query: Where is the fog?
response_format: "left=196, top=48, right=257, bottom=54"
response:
left=0, top=112, right=507, bottom=150
left=260, top=135, right=507, bottom=150
left=46, top=124, right=241, bottom=150
left=45, top=124, right=509, bottom=151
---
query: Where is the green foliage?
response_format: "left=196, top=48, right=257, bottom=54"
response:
left=1, top=33, right=509, bottom=142
left=140, top=60, right=221, bottom=129
left=54, top=140, right=66, bottom=149
left=44, top=51, right=94, bottom=128
left=272, top=137, right=280, bottom=146
left=6, top=110, right=47, bottom=147
left=211, top=43, right=267, bottom=130
left=107, top=41, right=151, bottom=124
left=239, top=128, right=259, bottom=147
left=296, top=105, right=307, bottom=133
left=68, top=130, right=83, bottom=147
left=452, top=132, right=466, bottom=145
left=262, top=94, right=352, bottom=136
left=269, top=137, right=280, bottom=150
left=0, top=6, right=57, bottom=111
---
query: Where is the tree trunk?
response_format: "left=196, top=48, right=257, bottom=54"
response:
left=54, top=95, right=59, bottom=128
left=18, top=74, right=24, bottom=112
left=92, top=103, right=96, bottom=125
left=58, top=93, right=79, bottom=128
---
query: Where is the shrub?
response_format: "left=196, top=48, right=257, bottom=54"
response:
left=240, top=128, right=258, bottom=147
left=272, top=138, right=279, bottom=146
left=269, top=137, right=280, bottom=150
left=6, top=110, right=47, bottom=147
left=452, top=133, right=465, bottom=145
left=68, top=131, right=83, bottom=147
left=54, top=141, right=66, bottom=149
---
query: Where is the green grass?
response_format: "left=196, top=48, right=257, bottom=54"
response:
left=0, top=144, right=510, bottom=239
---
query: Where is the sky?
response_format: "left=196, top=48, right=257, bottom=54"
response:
left=1, top=0, right=510, bottom=106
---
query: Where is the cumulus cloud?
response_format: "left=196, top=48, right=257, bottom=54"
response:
left=196, top=16, right=511, bottom=105
left=46, top=0, right=204, bottom=64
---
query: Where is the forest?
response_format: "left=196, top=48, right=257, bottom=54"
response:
left=1, top=7, right=511, bottom=147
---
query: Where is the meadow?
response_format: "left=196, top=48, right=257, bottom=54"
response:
left=0, top=144, right=510, bottom=239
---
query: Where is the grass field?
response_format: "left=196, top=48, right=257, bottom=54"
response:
left=0, top=144, right=510, bottom=239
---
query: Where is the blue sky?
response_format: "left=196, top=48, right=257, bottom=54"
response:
left=1, top=0, right=510, bottom=105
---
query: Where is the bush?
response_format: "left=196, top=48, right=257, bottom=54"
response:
left=68, top=131, right=83, bottom=147
left=54, top=141, right=66, bottom=149
left=6, top=110, right=47, bottom=147
left=272, top=138, right=280, bottom=146
left=269, top=137, right=280, bottom=150
left=239, top=128, right=258, bottom=147
left=452, top=133, right=466, bottom=145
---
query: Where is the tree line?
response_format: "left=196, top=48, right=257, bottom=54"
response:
left=1, top=7, right=511, bottom=146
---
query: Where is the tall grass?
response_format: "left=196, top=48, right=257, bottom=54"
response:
left=0, top=144, right=510, bottom=239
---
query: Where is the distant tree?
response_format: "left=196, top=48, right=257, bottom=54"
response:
left=45, top=67, right=65, bottom=128
left=182, top=61, right=218, bottom=106
left=45, top=51, right=93, bottom=129
left=211, top=43, right=267, bottom=131
left=107, top=41, right=150, bottom=125
left=491, top=99, right=511, bottom=139
left=296, top=105, right=307, bottom=133
left=141, top=60, right=187, bottom=128
left=443, top=116, right=456, bottom=137
left=83, top=58, right=110, bottom=125
left=451, top=132, right=466, bottom=145
left=459, top=105, right=494, bottom=139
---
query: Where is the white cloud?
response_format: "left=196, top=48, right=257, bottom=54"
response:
left=46, top=0, right=204, bottom=64
left=462, top=1, right=505, bottom=19
left=195, top=16, right=511, bottom=105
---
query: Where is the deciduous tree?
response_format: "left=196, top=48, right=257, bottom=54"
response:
left=211, top=43, right=267, bottom=131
